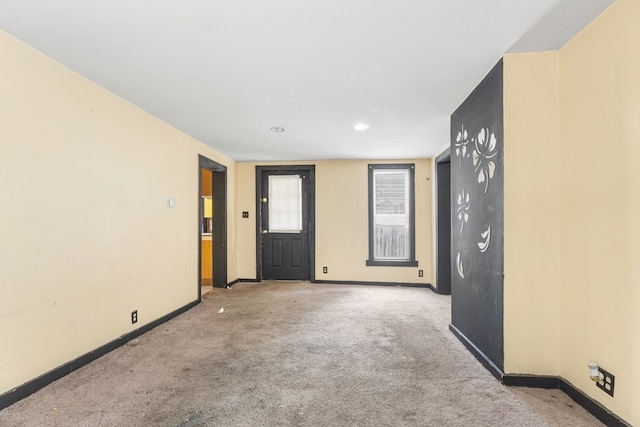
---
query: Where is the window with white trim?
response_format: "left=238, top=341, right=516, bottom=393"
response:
left=367, top=164, right=418, bottom=267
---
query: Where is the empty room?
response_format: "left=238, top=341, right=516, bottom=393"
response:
left=0, top=0, right=638, bottom=425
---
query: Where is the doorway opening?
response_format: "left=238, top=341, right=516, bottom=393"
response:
left=199, top=155, right=227, bottom=299
left=255, top=165, right=315, bottom=281
left=435, top=149, right=452, bottom=295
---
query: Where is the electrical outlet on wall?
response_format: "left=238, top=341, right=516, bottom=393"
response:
left=418, top=270, right=424, bottom=277
left=596, top=366, right=615, bottom=397
left=323, top=266, right=328, bottom=274
left=131, top=310, right=138, bottom=324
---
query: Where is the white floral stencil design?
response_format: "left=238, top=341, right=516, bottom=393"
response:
left=477, top=226, right=491, bottom=253
left=454, top=125, right=470, bottom=165
left=456, top=189, right=470, bottom=233
left=456, top=252, right=465, bottom=279
left=472, top=128, right=498, bottom=193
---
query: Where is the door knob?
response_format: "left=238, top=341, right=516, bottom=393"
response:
left=262, top=230, right=268, bottom=234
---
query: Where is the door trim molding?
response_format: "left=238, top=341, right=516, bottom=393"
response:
left=199, top=155, right=227, bottom=297
left=255, top=165, right=315, bottom=281
left=435, top=148, right=452, bottom=295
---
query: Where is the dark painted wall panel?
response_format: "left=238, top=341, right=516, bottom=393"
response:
left=450, top=60, right=504, bottom=371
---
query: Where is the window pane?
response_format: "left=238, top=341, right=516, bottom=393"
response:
left=374, top=226, right=408, bottom=259
left=375, top=171, right=407, bottom=215
left=374, top=169, right=409, bottom=260
left=268, top=175, right=302, bottom=232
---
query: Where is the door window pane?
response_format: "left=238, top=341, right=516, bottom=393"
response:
left=268, top=175, right=302, bottom=232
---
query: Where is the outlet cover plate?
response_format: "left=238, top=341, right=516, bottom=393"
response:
left=596, top=366, right=615, bottom=397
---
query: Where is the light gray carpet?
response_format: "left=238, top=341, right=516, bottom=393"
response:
left=0, top=281, right=602, bottom=426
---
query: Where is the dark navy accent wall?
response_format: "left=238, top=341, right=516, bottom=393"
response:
left=450, top=60, right=504, bottom=371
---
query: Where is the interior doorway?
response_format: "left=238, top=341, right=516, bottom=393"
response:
left=200, top=168, right=214, bottom=293
left=199, top=155, right=227, bottom=299
left=256, top=166, right=315, bottom=281
left=435, top=149, right=452, bottom=295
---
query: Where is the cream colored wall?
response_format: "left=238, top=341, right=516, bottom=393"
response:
left=236, top=160, right=433, bottom=283
left=0, top=31, right=237, bottom=395
left=500, top=1, right=639, bottom=423
left=557, top=0, right=639, bottom=423
left=502, top=52, right=561, bottom=375
left=236, top=162, right=259, bottom=279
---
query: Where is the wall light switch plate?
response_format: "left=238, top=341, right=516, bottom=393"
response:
left=167, top=198, right=175, bottom=208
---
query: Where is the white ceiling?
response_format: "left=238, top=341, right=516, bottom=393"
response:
left=0, top=0, right=614, bottom=161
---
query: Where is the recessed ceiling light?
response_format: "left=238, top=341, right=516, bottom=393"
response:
left=354, top=123, right=370, bottom=131
left=270, top=126, right=286, bottom=132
